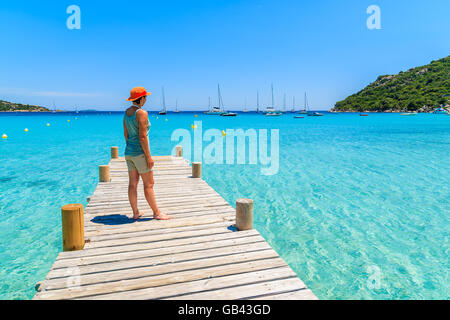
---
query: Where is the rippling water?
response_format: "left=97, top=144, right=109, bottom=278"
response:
left=0, top=111, right=448, bottom=299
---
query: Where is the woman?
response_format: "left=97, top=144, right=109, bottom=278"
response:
left=123, top=87, right=172, bottom=221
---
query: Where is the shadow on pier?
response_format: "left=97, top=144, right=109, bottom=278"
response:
left=90, top=214, right=153, bottom=225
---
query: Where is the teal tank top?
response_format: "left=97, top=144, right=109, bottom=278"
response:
left=124, top=108, right=151, bottom=156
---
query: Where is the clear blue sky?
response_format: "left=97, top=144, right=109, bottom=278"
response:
left=0, top=0, right=449, bottom=111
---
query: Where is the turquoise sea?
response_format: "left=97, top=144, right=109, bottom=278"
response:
left=0, top=111, right=449, bottom=300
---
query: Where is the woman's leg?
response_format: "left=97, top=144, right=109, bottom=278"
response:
left=128, top=170, right=142, bottom=220
left=141, top=171, right=172, bottom=220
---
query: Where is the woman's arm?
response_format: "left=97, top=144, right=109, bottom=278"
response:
left=123, top=119, right=128, bottom=142
left=136, top=109, right=154, bottom=169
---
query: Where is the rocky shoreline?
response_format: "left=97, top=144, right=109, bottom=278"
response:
left=330, top=104, right=450, bottom=113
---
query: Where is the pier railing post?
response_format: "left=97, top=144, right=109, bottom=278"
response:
left=176, top=146, right=183, bottom=157
left=111, top=146, right=119, bottom=159
left=236, top=199, right=254, bottom=231
left=99, top=165, right=110, bottom=182
left=192, top=162, right=202, bottom=178
left=61, top=204, right=85, bottom=252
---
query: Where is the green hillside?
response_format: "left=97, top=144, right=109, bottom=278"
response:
left=333, top=56, right=450, bottom=112
left=0, top=100, right=50, bottom=112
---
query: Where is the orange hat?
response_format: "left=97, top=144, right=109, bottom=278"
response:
left=127, top=87, right=152, bottom=101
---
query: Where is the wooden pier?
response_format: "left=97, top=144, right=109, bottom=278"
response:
left=34, top=150, right=317, bottom=300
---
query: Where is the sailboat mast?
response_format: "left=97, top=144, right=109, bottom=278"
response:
left=304, top=92, right=307, bottom=112
left=218, top=84, right=223, bottom=111
left=292, top=96, right=296, bottom=112
left=283, top=94, right=286, bottom=112
left=162, top=87, right=166, bottom=112
left=175, top=99, right=178, bottom=112
left=271, top=84, right=274, bottom=109
left=306, top=93, right=309, bottom=112
left=208, top=96, right=211, bottom=111
left=257, top=91, right=260, bottom=113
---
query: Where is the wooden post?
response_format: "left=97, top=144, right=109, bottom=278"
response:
left=99, top=165, right=110, bottom=182
left=236, top=199, right=254, bottom=231
left=61, top=204, right=85, bottom=252
left=176, top=146, right=183, bottom=157
left=192, top=162, right=202, bottom=178
left=111, top=146, right=119, bottom=159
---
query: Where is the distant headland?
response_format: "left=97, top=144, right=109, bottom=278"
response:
left=331, top=56, right=450, bottom=113
left=0, top=100, right=51, bottom=112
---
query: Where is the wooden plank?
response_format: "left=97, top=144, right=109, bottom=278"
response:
left=85, top=220, right=235, bottom=242
left=85, top=197, right=228, bottom=211
left=81, top=214, right=235, bottom=239
left=83, top=218, right=234, bottom=236
left=165, top=277, right=307, bottom=300
left=83, top=216, right=234, bottom=237
left=84, top=211, right=235, bottom=226
left=84, top=203, right=234, bottom=218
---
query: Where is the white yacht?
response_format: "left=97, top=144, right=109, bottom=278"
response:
left=159, top=87, right=167, bottom=115
left=265, top=84, right=282, bottom=116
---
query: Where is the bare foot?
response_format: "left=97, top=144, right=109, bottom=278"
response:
left=133, top=211, right=144, bottom=220
left=153, top=212, right=173, bottom=220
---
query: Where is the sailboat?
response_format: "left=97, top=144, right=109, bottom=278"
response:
left=219, top=84, right=237, bottom=117
left=158, top=87, right=167, bottom=115
left=282, top=94, right=287, bottom=113
left=174, top=99, right=180, bottom=113
left=298, top=93, right=308, bottom=114
left=265, top=84, right=282, bottom=116
left=293, top=96, right=305, bottom=118
left=242, top=97, right=249, bottom=113
left=52, top=100, right=56, bottom=113
left=205, top=89, right=224, bottom=115
left=264, top=84, right=276, bottom=114
left=291, top=96, right=296, bottom=113
left=303, top=92, right=323, bottom=116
